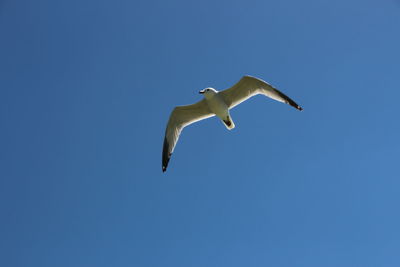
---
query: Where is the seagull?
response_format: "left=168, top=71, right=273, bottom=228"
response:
left=162, top=75, right=303, bottom=172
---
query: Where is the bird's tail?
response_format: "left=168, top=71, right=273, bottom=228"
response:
left=222, top=115, right=235, bottom=130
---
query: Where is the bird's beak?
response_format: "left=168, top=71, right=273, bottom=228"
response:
left=199, top=90, right=205, bottom=94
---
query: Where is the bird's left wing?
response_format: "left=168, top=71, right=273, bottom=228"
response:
left=219, top=75, right=303, bottom=111
left=162, top=99, right=214, bottom=172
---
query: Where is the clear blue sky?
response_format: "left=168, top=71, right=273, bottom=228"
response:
left=1, top=0, right=400, bottom=266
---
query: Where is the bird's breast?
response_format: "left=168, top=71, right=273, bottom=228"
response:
left=206, top=95, right=229, bottom=118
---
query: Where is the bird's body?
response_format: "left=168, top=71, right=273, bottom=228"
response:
left=200, top=88, right=235, bottom=130
left=162, top=75, right=303, bottom=172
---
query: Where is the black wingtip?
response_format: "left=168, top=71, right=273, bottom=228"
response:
left=162, top=156, right=171, bottom=173
left=287, top=100, right=303, bottom=111
left=162, top=137, right=171, bottom=173
left=274, top=89, right=303, bottom=112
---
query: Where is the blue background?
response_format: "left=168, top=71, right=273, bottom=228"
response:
left=1, top=0, right=400, bottom=266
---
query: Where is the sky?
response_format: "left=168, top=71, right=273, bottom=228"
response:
left=1, top=0, right=400, bottom=266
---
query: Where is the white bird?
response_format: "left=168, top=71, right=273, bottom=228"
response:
left=162, top=75, right=303, bottom=172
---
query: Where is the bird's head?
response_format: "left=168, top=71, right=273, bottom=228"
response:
left=199, top=87, right=218, bottom=98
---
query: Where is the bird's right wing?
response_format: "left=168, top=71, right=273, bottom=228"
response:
left=162, top=99, right=214, bottom=172
left=219, top=75, right=303, bottom=110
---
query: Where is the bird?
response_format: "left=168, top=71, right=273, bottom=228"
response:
left=162, top=75, right=303, bottom=172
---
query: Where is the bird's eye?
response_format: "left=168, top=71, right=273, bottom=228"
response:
left=206, top=89, right=209, bottom=92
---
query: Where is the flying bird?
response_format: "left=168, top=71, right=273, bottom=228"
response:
left=162, top=75, right=303, bottom=172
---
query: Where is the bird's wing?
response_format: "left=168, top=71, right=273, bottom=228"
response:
left=162, top=99, right=214, bottom=172
left=218, top=75, right=303, bottom=111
